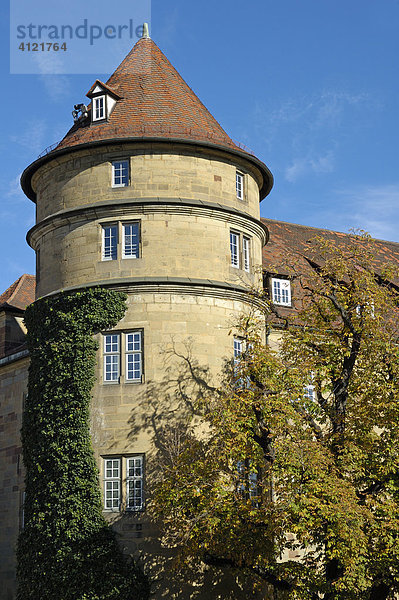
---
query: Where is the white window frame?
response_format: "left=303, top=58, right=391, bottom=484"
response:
left=243, top=236, right=250, bottom=272
left=230, top=231, right=251, bottom=272
left=122, top=222, right=140, bottom=259
left=126, top=456, right=144, bottom=510
left=234, top=337, right=243, bottom=364
left=356, top=301, right=375, bottom=318
left=230, top=231, right=239, bottom=268
left=125, top=331, right=143, bottom=382
left=102, top=225, right=118, bottom=261
left=236, top=171, right=244, bottom=200
left=237, top=460, right=258, bottom=506
left=103, top=333, right=120, bottom=383
left=93, top=95, right=106, bottom=121
left=271, top=277, right=291, bottom=306
left=112, top=160, right=129, bottom=187
left=103, top=455, right=145, bottom=512
left=104, top=458, right=121, bottom=511
left=233, top=337, right=251, bottom=388
left=304, top=371, right=316, bottom=402
left=103, top=331, right=143, bottom=384
left=304, top=384, right=316, bottom=402
left=101, top=221, right=142, bottom=261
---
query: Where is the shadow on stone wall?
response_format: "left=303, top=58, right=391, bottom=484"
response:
left=107, top=340, right=274, bottom=599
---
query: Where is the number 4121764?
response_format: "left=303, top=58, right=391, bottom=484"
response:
left=19, top=42, right=67, bottom=51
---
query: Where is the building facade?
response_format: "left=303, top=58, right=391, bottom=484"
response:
left=1, top=29, right=273, bottom=600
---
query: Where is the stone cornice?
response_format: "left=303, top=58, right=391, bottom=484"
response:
left=27, top=197, right=269, bottom=249
left=21, top=137, right=273, bottom=202
left=0, top=348, right=29, bottom=367
left=41, top=277, right=267, bottom=310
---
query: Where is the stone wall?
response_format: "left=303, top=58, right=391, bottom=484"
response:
left=0, top=356, right=28, bottom=600
left=21, top=140, right=268, bottom=599
left=31, top=144, right=263, bottom=223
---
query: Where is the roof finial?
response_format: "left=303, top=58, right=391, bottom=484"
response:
left=142, top=23, right=150, bottom=39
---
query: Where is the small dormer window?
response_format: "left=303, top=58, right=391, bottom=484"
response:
left=271, top=277, right=291, bottom=306
left=87, top=80, right=121, bottom=124
left=93, top=96, right=105, bottom=121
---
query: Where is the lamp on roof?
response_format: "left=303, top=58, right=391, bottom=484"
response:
left=72, top=104, right=88, bottom=123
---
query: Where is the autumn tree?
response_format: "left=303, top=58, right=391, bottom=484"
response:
left=151, top=233, right=399, bottom=600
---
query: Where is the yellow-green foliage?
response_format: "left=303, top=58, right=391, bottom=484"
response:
left=152, top=234, right=399, bottom=600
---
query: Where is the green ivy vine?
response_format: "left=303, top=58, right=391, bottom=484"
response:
left=17, top=288, right=149, bottom=600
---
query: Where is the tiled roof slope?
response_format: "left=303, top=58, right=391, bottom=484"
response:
left=56, top=37, right=240, bottom=153
left=0, top=274, right=36, bottom=311
left=262, top=219, right=399, bottom=286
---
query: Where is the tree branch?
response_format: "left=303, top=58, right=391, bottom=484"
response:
left=202, top=553, right=293, bottom=591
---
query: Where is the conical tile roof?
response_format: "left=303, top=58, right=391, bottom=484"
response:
left=22, top=34, right=273, bottom=201
left=56, top=37, right=240, bottom=152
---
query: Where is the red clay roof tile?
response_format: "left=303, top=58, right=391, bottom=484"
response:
left=56, top=37, right=240, bottom=153
left=0, top=274, right=36, bottom=311
left=262, top=218, right=399, bottom=285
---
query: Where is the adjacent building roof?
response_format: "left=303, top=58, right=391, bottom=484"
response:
left=0, top=274, right=35, bottom=311
left=262, top=218, right=399, bottom=286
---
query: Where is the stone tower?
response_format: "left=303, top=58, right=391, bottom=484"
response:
left=21, top=28, right=273, bottom=597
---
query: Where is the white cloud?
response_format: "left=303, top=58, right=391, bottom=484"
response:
left=267, top=90, right=369, bottom=131
left=40, top=74, right=71, bottom=101
left=252, top=88, right=372, bottom=178
left=6, top=174, right=24, bottom=199
left=324, top=184, right=399, bottom=242
left=285, top=152, right=335, bottom=183
left=313, top=91, right=367, bottom=128
left=10, top=118, right=48, bottom=155
left=32, top=52, right=71, bottom=101
left=157, top=7, right=180, bottom=45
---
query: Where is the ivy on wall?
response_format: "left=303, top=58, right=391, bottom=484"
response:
left=17, top=288, right=149, bottom=600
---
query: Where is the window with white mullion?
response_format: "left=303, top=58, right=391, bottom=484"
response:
left=236, top=172, right=244, bottom=199
left=93, top=95, right=105, bottom=121
left=102, top=225, right=117, bottom=261
left=126, top=456, right=144, bottom=510
left=230, top=232, right=239, bottom=268
left=122, top=223, right=140, bottom=258
left=104, top=458, right=121, bottom=510
left=234, top=337, right=249, bottom=388
left=237, top=460, right=258, bottom=506
left=234, top=338, right=243, bottom=363
left=304, top=384, right=316, bottom=402
left=304, top=371, right=316, bottom=402
left=112, top=160, right=129, bottom=187
left=271, top=278, right=291, bottom=306
left=104, top=334, right=120, bottom=382
left=126, top=332, right=142, bottom=381
left=243, top=236, right=250, bottom=272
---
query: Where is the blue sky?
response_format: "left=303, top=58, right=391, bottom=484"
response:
left=1, top=0, right=399, bottom=293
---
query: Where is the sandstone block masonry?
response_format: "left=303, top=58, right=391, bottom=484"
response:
left=0, top=356, right=28, bottom=600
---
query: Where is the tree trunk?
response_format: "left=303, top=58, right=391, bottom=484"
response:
left=369, top=581, right=390, bottom=600
left=323, top=557, right=343, bottom=600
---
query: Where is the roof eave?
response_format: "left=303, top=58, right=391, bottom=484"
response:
left=0, top=303, right=25, bottom=313
left=21, top=137, right=273, bottom=202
